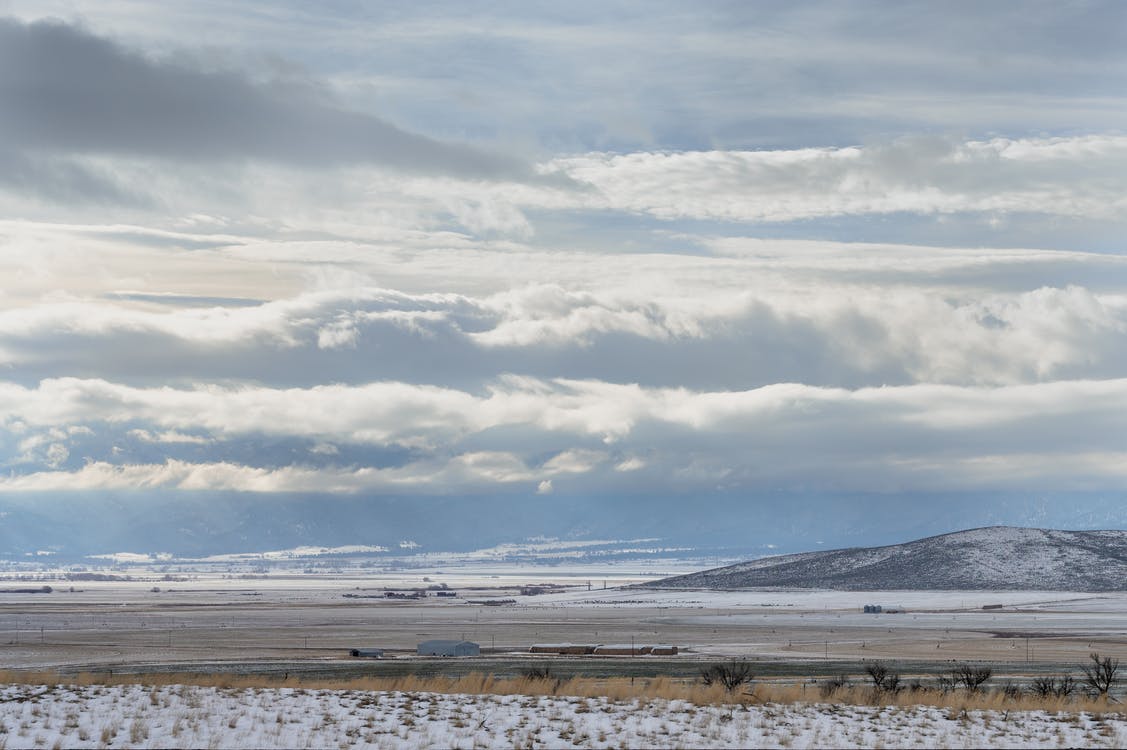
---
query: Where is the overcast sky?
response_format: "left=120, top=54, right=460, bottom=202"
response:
left=0, top=2, right=1125, bottom=550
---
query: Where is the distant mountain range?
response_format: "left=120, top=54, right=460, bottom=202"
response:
left=647, top=527, right=1127, bottom=591
left=3, top=488, right=1127, bottom=564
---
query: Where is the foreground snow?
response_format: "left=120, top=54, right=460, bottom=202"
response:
left=2, top=683, right=1126, bottom=749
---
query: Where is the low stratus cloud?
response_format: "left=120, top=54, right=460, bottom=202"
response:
left=533, top=136, right=1127, bottom=223
left=1, top=269, right=1123, bottom=389
left=1, top=376, right=1125, bottom=494
left=0, top=454, right=543, bottom=493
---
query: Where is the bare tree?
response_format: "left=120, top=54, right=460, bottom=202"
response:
left=1082, top=653, right=1120, bottom=698
left=700, top=661, right=755, bottom=692
left=819, top=674, right=852, bottom=698
left=522, top=664, right=554, bottom=681
left=864, top=662, right=902, bottom=694
left=521, top=664, right=563, bottom=692
left=951, top=664, right=992, bottom=691
left=865, top=662, right=889, bottom=689
left=882, top=673, right=902, bottom=694
left=1031, top=675, right=1076, bottom=699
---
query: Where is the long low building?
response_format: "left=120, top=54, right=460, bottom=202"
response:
left=529, top=643, right=596, bottom=655
left=418, top=639, right=480, bottom=657
left=593, top=644, right=651, bottom=656
left=530, top=643, right=678, bottom=656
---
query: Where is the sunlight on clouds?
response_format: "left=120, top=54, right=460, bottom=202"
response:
left=1, top=377, right=1125, bottom=494
left=0, top=8, right=1125, bottom=545
left=542, top=136, right=1127, bottom=223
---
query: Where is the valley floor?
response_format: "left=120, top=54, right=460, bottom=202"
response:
left=1, top=682, right=1125, bottom=749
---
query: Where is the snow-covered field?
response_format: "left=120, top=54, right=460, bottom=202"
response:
left=2, top=682, right=1125, bottom=749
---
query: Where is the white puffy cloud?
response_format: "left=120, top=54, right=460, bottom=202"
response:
left=0, top=375, right=1124, bottom=494
left=127, top=429, right=211, bottom=444
left=1, top=231, right=1125, bottom=390
left=540, top=136, right=1127, bottom=223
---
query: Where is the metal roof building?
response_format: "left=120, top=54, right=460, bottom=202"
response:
left=417, top=639, right=480, bottom=657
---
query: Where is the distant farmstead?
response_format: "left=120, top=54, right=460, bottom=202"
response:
left=417, top=640, right=480, bottom=657
left=529, top=643, right=678, bottom=656
left=593, top=644, right=652, bottom=656
left=863, top=604, right=905, bottom=614
left=530, top=643, right=595, bottom=655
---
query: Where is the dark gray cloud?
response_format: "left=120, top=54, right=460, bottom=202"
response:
left=0, top=146, right=148, bottom=205
left=0, top=17, right=530, bottom=179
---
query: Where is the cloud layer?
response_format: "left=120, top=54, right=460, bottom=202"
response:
left=0, top=16, right=531, bottom=204
left=2, top=375, right=1125, bottom=495
left=0, top=8, right=1124, bottom=552
left=545, top=136, right=1127, bottom=223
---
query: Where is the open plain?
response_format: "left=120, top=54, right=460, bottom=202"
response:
left=4, top=564, right=1127, bottom=748
left=3, top=564, right=1127, bottom=684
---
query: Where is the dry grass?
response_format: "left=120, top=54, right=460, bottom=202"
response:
left=0, top=668, right=1122, bottom=716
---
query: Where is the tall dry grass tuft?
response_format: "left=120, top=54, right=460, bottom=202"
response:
left=0, top=667, right=1123, bottom=717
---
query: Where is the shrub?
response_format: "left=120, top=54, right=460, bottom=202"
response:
left=699, top=661, right=755, bottom=693
left=864, top=662, right=902, bottom=694
left=522, top=665, right=555, bottom=681
left=1031, top=675, right=1075, bottom=699
left=951, top=664, right=992, bottom=692
left=819, top=674, right=851, bottom=698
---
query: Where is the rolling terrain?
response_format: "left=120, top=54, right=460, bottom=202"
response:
left=648, top=526, right=1127, bottom=591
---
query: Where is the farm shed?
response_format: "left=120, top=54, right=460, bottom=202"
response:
left=417, top=639, right=480, bottom=657
left=592, top=644, right=652, bottom=656
left=349, top=648, right=385, bottom=658
left=529, top=643, right=596, bottom=655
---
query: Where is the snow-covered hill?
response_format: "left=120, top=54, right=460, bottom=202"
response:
left=649, top=526, right=1127, bottom=591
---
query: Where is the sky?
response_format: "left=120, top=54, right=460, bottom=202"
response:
left=0, top=1, right=1126, bottom=557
